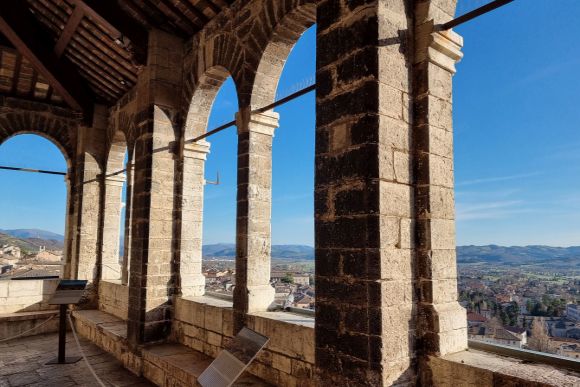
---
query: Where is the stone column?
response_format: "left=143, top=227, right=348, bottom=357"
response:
left=315, top=2, right=417, bottom=385
left=68, top=119, right=105, bottom=306
left=100, top=173, right=126, bottom=280
left=179, top=140, right=210, bottom=297
left=127, top=29, right=182, bottom=346
left=121, top=158, right=134, bottom=285
left=62, top=172, right=74, bottom=279
left=72, top=153, right=101, bottom=284
left=233, top=110, right=278, bottom=332
left=414, top=26, right=467, bottom=365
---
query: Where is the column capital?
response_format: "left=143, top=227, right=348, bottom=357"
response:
left=183, top=140, right=210, bottom=160
left=416, top=24, right=463, bottom=73
left=236, top=109, right=279, bottom=136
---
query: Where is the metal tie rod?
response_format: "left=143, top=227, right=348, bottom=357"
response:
left=0, top=84, right=317, bottom=176
left=187, top=84, right=316, bottom=144
left=440, top=0, right=515, bottom=30
left=0, top=165, right=66, bottom=176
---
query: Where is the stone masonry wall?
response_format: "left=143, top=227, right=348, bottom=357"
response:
left=98, top=280, right=129, bottom=320
left=171, top=296, right=315, bottom=386
left=0, top=279, right=59, bottom=314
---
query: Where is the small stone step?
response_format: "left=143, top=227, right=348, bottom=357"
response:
left=142, top=343, right=272, bottom=387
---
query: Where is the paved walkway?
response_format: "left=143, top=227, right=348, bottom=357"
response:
left=0, top=333, right=154, bottom=386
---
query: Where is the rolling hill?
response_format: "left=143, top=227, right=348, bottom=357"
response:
left=203, top=243, right=314, bottom=260
left=0, top=229, right=64, bottom=242
left=2, top=227, right=579, bottom=268
left=457, top=245, right=580, bottom=268
left=0, top=230, right=64, bottom=254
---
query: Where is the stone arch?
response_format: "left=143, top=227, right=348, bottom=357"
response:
left=182, top=33, right=245, bottom=138
left=248, top=0, right=316, bottom=109
left=183, top=65, right=237, bottom=140
left=0, top=131, right=72, bottom=280
left=0, top=110, right=77, bottom=168
left=178, top=62, right=240, bottom=298
left=105, top=130, right=128, bottom=178
left=0, top=131, right=72, bottom=171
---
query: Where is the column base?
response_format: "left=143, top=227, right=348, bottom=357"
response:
left=247, top=284, right=275, bottom=313
left=101, top=264, right=122, bottom=281
left=181, top=275, right=206, bottom=298
left=421, top=302, right=468, bottom=355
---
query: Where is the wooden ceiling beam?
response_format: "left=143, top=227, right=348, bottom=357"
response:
left=177, top=0, right=209, bottom=26
left=197, top=0, right=221, bottom=16
left=0, top=1, right=94, bottom=113
left=54, top=5, right=85, bottom=57
left=71, top=0, right=148, bottom=66
left=10, top=53, right=22, bottom=94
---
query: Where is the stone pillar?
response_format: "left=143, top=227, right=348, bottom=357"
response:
left=72, top=152, right=101, bottom=284
left=414, top=26, right=467, bottom=365
left=233, top=110, right=278, bottom=332
left=315, top=2, right=416, bottom=385
left=68, top=114, right=106, bottom=306
left=100, top=173, right=126, bottom=280
left=121, top=157, right=134, bottom=286
left=68, top=105, right=107, bottom=299
left=179, top=140, right=210, bottom=297
left=127, top=29, right=182, bottom=346
left=62, top=172, right=74, bottom=279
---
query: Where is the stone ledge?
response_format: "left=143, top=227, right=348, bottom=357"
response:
left=182, top=294, right=234, bottom=308
left=248, top=311, right=315, bottom=329
left=429, top=349, right=580, bottom=386
left=0, top=309, right=58, bottom=321
left=0, top=310, right=60, bottom=340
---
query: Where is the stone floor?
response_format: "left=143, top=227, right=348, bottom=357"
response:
left=0, top=333, right=153, bottom=386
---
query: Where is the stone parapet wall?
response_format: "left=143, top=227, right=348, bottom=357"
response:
left=0, top=279, right=59, bottom=314
left=171, top=296, right=315, bottom=386
left=0, top=310, right=59, bottom=340
left=98, top=280, right=129, bottom=320
left=428, top=350, right=580, bottom=386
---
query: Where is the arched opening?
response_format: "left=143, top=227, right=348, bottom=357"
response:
left=101, top=131, right=127, bottom=281
left=453, top=1, right=580, bottom=355
left=181, top=67, right=239, bottom=298
left=121, top=149, right=135, bottom=285
left=0, top=134, right=70, bottom=278
left=248, top=5, right=316, bottom=312
left=269, top=24, right=316, bottom=309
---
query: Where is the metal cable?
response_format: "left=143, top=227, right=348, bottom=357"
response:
left=68, top=314, right=109, bottom=387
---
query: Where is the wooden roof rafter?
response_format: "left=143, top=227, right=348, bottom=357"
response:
left=27, top=0, right=139, bottom=103
left=69, top=0, right=148, bottom=66
left=0, top=1, right=93, bottom=114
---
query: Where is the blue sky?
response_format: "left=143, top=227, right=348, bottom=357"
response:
left=2, top=1, right=580, bottom=247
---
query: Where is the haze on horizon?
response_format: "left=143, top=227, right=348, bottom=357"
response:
left=2, top=2, right=580, bottom=247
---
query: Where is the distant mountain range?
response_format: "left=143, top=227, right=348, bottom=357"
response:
left=457, top=245, right=580, bottom=268
left=2, top=229, right=580, bottom=267
left=0, top=229, right=64, bottom=242
left=204, top=244, right=580, bottom=267
left=0, top=231, right=64, bottom=253
left=203, top=243, right=314, bottom=260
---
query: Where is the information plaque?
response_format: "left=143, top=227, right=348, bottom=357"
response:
left=48, top=279, right=88, bottom=305
left=45, top=279, right=88, bottom=365
left=198, top=327, right=269, bottom=387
